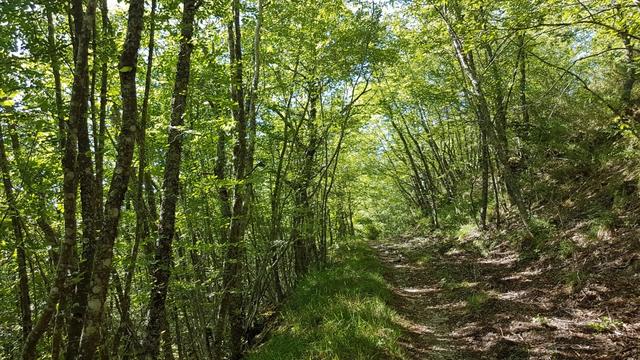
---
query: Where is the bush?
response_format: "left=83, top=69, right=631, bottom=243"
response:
left=365, top=223, right=380, bottom=240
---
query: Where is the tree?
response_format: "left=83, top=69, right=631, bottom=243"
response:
left=3, top=0, right=638, bottom=359
left=143, top=0, right=198, bottom=356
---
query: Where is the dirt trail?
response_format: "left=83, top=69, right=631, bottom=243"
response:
left=372, top=236, right=640, bottom=360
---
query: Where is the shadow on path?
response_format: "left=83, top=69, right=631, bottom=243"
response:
left=372, top=236, right=640, bottom=359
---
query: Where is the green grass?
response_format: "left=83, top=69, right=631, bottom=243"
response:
left=247, top=241, right=404, bottom=360
left=456, top=223, right=479, bottom=240
left=466, top=291, right=490, bottom=313
left=586, top=316, right=623, bottom=333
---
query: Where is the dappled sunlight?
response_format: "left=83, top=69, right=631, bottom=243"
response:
left=4, top=0, right=640, bottom=358
left=373, top=234, right=640, bottom=359
left=477, top=253, right=519, bottom=266
left=400, top=287, right=440, bottom=295
left=492, top=289, right=529, bottom=301
left=423, top=301, right=467, bottom=311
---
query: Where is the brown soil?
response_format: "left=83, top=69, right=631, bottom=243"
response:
left=373, top=233, right=640, bottom=359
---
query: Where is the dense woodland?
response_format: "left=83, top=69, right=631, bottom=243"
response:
left=1, top=0, right=639, bottom=359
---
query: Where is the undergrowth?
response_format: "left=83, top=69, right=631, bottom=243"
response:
left=586, top=316, right=623, bottom=333
left=247, top=241, right=403, bottom=360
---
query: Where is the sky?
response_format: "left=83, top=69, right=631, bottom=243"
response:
left=107, top=0, right=127, bottom=11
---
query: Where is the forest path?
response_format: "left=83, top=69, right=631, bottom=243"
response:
left=372, top=236, right=640, bottom=360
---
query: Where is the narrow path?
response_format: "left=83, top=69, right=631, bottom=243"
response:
left=372, top=236, right=640, bottom=360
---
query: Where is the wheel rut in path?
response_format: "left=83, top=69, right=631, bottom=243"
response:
left=372, top=236, right=640, bottom=360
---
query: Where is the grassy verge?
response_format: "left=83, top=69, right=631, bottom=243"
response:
left=247, top=241, right=403, bottom=360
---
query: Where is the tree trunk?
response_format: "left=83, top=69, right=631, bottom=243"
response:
left=21, top=1, right=96, bottom=358
left=0, top=123, right=32, bottom=340
left=96, top=0, right=112, bottom=224
left=143, top=0, right=197, bottom=357
left=440, top=7, right=530, bottom=230
left=45, top=5, right=66, bottom=152
left=112, top=0, right=156, bottom=356
left=78, top=0, right=144, bottom=356
left=219, top=1, right=249, bottom=357
left=211, top=124, right=232, bottom=359
left=390, top=119, right=432, bottom=219
left=518, top=33, right=530, bottom=140
left=480, top=131, right=489, bottom=229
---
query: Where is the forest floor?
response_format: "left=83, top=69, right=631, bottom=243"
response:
left=247, top=242, right=405, bottom=360
left=373, top=233, right=640, bottom=360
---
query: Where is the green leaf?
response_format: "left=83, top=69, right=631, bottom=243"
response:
left=119, top=66, right=133, bottom=73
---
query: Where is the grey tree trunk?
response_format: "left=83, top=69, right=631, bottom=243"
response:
left=0, top=123, right=32, bottom=341
left=218, top=1, right=249, bottom=357
left=143, top=0, right=197, bottom=357
left=441, top=7, right=530, bottom=230
left=45, top=5, right=66, bottom=152
left=78, top=0, right=144, bottom=357
left=21, top=1, right=97, bottom=358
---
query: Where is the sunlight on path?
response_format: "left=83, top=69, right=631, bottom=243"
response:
left=372, top=238, right=640, bottom=360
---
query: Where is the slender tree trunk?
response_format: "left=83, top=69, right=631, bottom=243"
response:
left=417, top=107, right=454, bottom=200
left=268, top=120, right=288, bottom=302
left=70, top=0, right=83, bottom=61
left=46, top=5, right=66, bottom=151
left=480, top=131, right=489, bottom=229
left=246, top=0, right=263, bottom=171
left=211, top=124, right=231, bottom=360
left=113, top=0, right=156, bottom=356
left=293, top=85, right=319, bottom=275
left=42, top=14, right=68, bottom=314
left=66, top=1, right=101, bottom=353
left=0, top=124, right=32, bottom=340
left=219, top=1, right=249, bottom=357
left=390, top=119, right=431, bottom=218
left=441, top=7, right=530, bottom=230
left=67, top=20, right=100, bottom=359
left=518, top=33, right=530, bottom=140
left=143, top=0, right=197, bottom=357
left=21, top=1, right=96, bottom=358
left=78, top=0, right=144, bottom=356
left=490, top=153, right=502, bottom=228
left=401, top=118, right=440, bottom=227
left=96, top=0, right=112, bottom=223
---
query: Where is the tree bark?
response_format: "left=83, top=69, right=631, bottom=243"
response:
left=518, top=33, right=530, bottom=140
left=480, top=131, right=489, bottom=229
left=96, top=0, right=112, bottom=224
left=112, top=0, right=156, bottom=356
left=440, top=6, right=530, bottom=230
left=21, top=1, right=96, bottom=358
left=218, top=1, right=249, bottom=357
left=78, top=0, right=144, bottom=357
left=45, top=5, right=66, bottom=152
left=143, top=0, right=197, bottom=357
left=211, top=124, right=232, bottom=360
left=0, top=123, right=32, bottom=341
